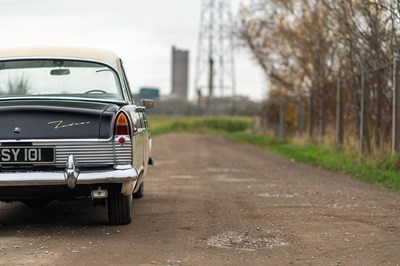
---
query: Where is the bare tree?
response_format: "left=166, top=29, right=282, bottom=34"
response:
left=0, top=75, right=30, bottom=96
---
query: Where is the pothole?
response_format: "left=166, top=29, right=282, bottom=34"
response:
left=256, top=192, right=299, bottom=198
left=206, top=229, right=287, bottom=251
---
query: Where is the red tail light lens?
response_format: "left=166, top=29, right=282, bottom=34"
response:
left=115, top=112, right=130, bottom=136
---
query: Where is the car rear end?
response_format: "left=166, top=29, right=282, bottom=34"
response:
left=0, top=49, right=142, bottom=224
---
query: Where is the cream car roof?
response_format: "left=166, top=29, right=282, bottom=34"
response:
left=0, top=46, right=121, bottom=71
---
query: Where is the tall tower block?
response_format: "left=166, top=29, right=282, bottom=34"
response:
left=171, top=46, right=189, bottom=101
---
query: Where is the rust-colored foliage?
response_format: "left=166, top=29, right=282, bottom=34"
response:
left=238, top=0, right=400, bottom=152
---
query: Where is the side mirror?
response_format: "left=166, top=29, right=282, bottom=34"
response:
left=141, top=99, right=154, bottom=109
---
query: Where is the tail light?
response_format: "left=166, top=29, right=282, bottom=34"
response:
left=115, top=112, right=130, bottom=136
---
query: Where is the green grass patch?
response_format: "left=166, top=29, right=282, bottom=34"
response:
left=149, top=116, right=400, bottom=192
left=229, top=132, right=400, bottom=192
left=149, top=115, right=253, bottom=135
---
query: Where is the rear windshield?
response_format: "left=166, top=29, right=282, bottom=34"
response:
left=0, top=59, right=123, bottom=100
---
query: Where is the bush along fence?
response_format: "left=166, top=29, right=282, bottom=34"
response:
left=263, top=58, right=400, bottom=155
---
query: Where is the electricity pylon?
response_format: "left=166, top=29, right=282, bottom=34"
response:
left=194, top=0, right=236, bottom=111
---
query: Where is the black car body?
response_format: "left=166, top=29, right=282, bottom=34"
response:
left=0, top=47, right=153, bottom=225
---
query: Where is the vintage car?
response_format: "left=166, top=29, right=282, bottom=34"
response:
left=0, top=47, right=153, bottom=225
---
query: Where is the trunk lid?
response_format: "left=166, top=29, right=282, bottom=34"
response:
left=0, top=99, right=119, bottom=140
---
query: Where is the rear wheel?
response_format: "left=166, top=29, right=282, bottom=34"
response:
left=107, top=193, right=132, bottom=225
left=133, top=182, right=144, bottom=199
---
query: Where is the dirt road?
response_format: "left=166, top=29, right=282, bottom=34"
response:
left=0, top=134, right=400, bottom=265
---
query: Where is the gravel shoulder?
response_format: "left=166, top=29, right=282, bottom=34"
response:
left=0, top=133, right=400, bottom=265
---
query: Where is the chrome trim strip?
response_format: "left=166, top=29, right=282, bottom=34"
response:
left=50, top=139, right=132, bottom=166
left=0, top=96, right=128, bottom=105
left=0, top=139, right=133, bottom=166
left=0, top=138, right=114, bottom=143
left=0, top=167, right=138, bottom=186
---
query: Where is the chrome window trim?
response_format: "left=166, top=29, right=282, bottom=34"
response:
left=0, top=96, right=128, bottom=105
left=119, top=59, right=133, bottom=104
left=0, top=56, right=128, bottom=102
left=0, top=56, right=119, bottom=73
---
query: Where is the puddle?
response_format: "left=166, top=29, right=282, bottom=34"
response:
left=206, top=230, right=287, bottom=250
left=256, top=192, right=299, bottom=198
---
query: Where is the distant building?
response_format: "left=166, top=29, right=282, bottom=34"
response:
left=171, top=46, right=189, bottom=101
left=139, top=87, right=160, bottom=100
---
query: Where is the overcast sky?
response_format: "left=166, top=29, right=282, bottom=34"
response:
left=0, top=0, right=266, bottom=101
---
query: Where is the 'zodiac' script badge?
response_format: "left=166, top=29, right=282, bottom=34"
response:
left=48, top=120, right=91, bottom=130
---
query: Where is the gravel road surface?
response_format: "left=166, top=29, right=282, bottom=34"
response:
left=0, top=134, right=400, bottom=265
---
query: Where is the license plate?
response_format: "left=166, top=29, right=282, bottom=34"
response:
left=0, top=147, right=54, bottom=164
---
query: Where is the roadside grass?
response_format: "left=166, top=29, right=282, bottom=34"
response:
left=148, top=116, right=400, bottom=192
left=149, top=115, right=253, bottom=136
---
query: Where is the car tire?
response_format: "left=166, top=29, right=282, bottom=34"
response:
left=107, top=193, right=132, bottom=225
left=133, top=182, right=144, bottom=199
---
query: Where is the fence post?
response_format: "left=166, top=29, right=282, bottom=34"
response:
left=279, top=97, right=286, bottom=141
left=319, top=86, right=325, bottom=144
left=298, top=95, right=304, bottom=136
left=392, top=58, right=399, bottom=153
left=359, top=73, right=365, bottom=154
left=336, top=79, right=343, bottom=151
left=307, top=90, right=313, bottom=139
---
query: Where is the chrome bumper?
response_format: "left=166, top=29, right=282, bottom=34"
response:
left=0, top=167, right=138, bottom=186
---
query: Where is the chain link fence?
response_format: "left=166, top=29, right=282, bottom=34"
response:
left=262, top=58, right=400, bottom=155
